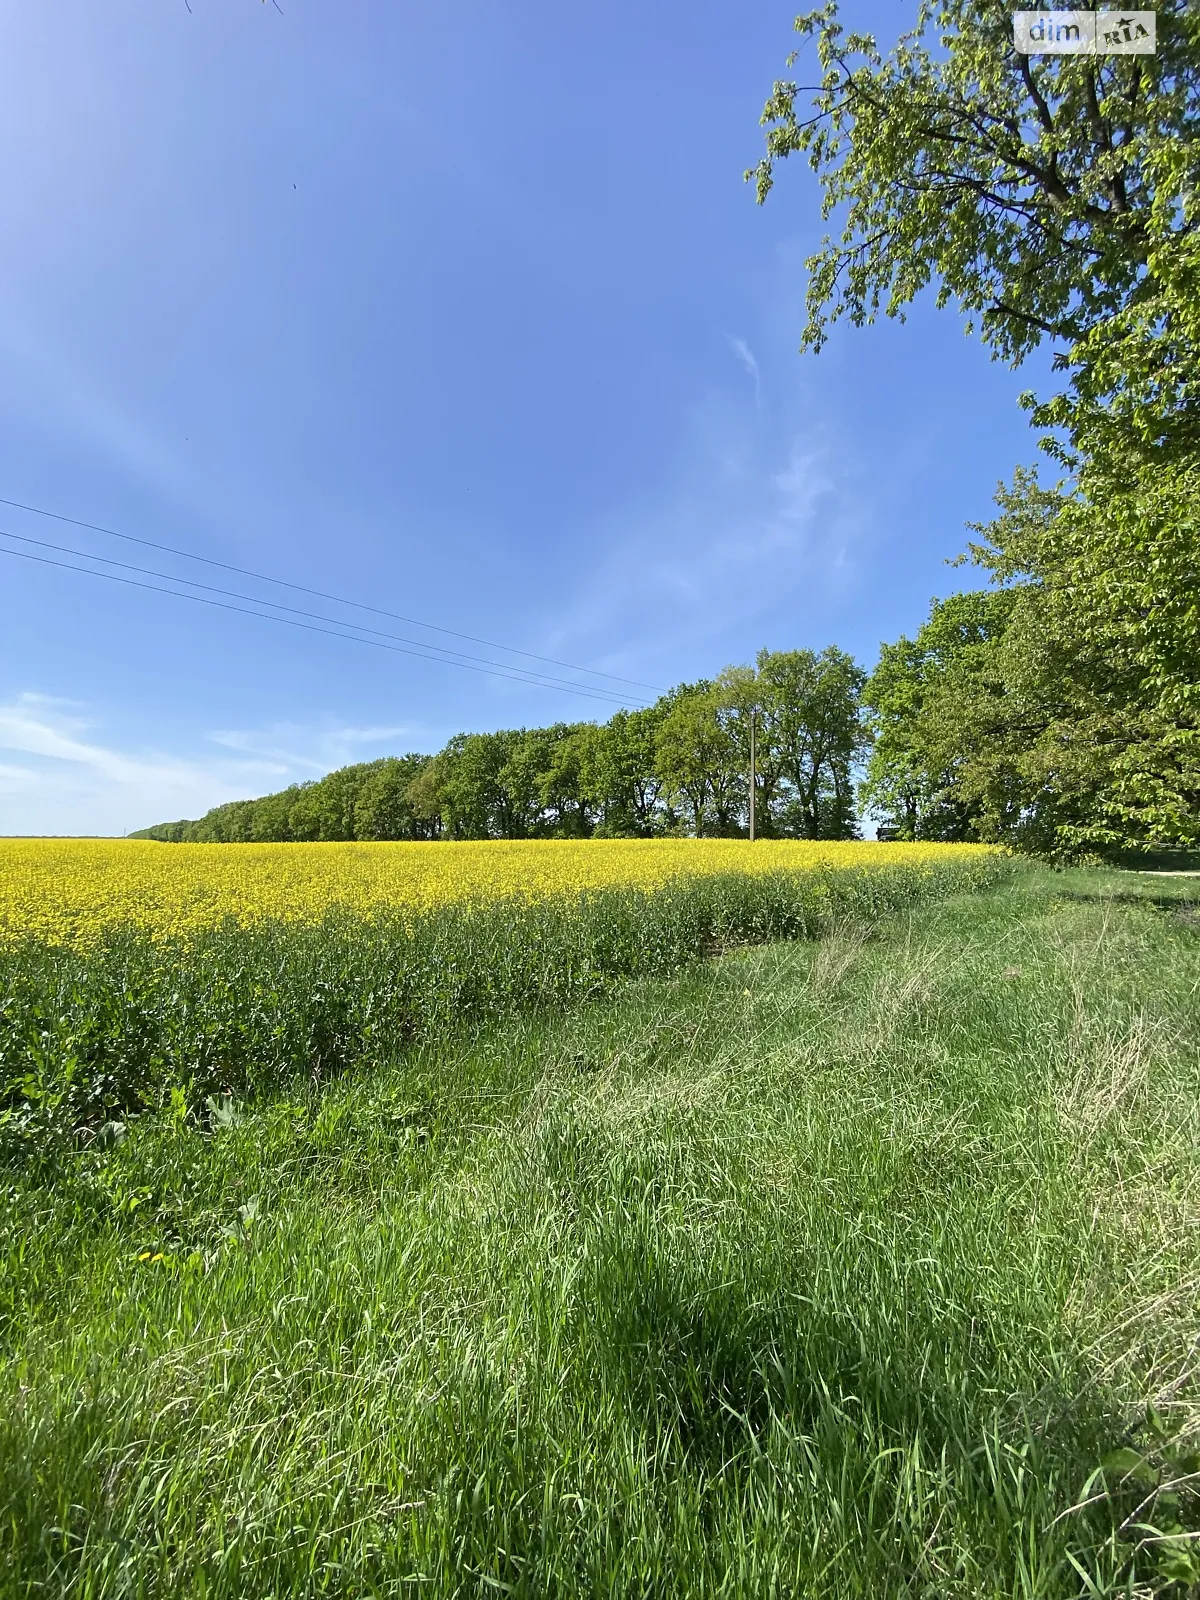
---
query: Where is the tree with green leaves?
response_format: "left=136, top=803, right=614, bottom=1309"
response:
left=762, top=647, right=869, bottom=838
left=859, top=466, right=1199, bottom=856
left=654, top=685, right=743, bottom=836
left=515, top=723, right=595, bottom=838
left=354, top=756, right=439, bottom=841
left=409, top=731, right=531, bottom=841
left=958, top=466, right=1200, bottom=854
left=860, top=588, right=1017, bottom=840
left=752, top=0, right=1198, bottom=388
left=711, top=648, right=870, bottom=839
left=577, top=707, right=668, bottom=837
left=289, top=765, right=367, bottom=842
left=755, top=1, right=1200, bottom=855
left=135, top=656, right=873, bottom=845
left=135, top=758, right=438, bottom=844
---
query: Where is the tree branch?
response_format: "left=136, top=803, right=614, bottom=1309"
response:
left=986, top=301, right=1069, bottom=338
left=1018, top=54, right=1056, bottom=138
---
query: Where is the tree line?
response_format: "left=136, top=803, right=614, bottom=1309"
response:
left=133, top=647, right=869, bottom=843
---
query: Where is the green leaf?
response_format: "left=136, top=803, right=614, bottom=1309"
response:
left=1099, top=1447, right=1157, bottom=1486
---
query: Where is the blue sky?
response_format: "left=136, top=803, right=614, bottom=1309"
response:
left=0, top=0, right=1052, bottom=835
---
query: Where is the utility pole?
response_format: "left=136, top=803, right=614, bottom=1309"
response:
left=749, top=709, right=756, bottom=842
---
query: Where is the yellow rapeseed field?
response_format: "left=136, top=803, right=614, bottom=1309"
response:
left=0, top=837, right=996, bottom=948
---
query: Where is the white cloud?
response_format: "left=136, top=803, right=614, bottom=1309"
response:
left=0, top=694, right=272, bottom=836
left=0, top=696, right=435, bottom=836
left=0, top=693, right=189, bottom=786
left=727, top=336, right=762, bottom=410
left=207, top=720, right=424, bottom=773
left=549, top=420, right=848, bottom=680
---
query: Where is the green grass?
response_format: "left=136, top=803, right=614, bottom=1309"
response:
left=0, top=857, right=999, bottom=1157
left=2, top=866, right=1199, bottom=1596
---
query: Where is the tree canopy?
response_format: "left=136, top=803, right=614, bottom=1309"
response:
left=751, top=0, right=1198, bottom=373
left=757, top=1, right=1200, bottom=857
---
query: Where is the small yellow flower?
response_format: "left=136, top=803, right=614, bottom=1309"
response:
left=0, top=837, right=998, bottom=948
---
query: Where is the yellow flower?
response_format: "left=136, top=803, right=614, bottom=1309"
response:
left=0, top=838, right=998, bottom=950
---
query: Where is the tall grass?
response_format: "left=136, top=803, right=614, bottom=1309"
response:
left=2, top=865, right=1198, bottom=1596
left=0, top=856, right=1000, bottom=1156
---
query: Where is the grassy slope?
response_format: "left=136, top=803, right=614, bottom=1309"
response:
left=2, top=867, right=1198, bottom=1597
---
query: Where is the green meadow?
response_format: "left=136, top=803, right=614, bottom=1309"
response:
left=2, top=865, right=1198, bottom=1597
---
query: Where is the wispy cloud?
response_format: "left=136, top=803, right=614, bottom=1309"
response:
left=0, top=694, right=271, bottom=835
left=727, top=336, right=762, bottom=410
left=0, top=695, right=435, bottom=836
left=208, top=720, right=425, bottom=773
left=0, top=694, right=193, bottom=787
left=548, top=414, right=853, bottom=684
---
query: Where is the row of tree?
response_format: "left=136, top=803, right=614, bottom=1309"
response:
left=134, top=647, right=869, bottom=842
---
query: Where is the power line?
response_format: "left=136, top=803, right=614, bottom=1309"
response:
left=0, top=540, right=643, bottom=709
left=0, top=543, right=648, bottom=709
left=0, top=494, right=662, bottom=693
left=0, top=526, right=655, bottom=707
